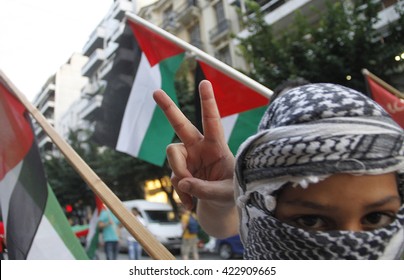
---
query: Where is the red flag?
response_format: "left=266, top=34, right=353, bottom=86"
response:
left=197, top=60, right=269, bottom=118
left=365, top=74, right=404, bottom=128
left=195, top=61, right=269, bottom=154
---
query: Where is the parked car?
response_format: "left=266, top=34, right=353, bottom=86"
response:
left=216, top=235, right=244, bottom=259
left=120, top=200, right=182, bottom=252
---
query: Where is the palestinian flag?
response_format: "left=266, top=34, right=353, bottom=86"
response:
left=195, top=60, right=269, bottom=154
left=0, top=73, right=88, bottom=259
left=85, top=195, right=104, bottom=259
left=364, top=73, right=404, bottom=128
left=94, top=18, right=185, bottom=166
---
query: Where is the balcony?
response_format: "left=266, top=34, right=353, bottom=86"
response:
left=38, top=134, right=53, bottom=152
left=111, top=48, right=135, bottom=75
left=82, top=26, right=105, bottom=56
left=81, top=80, right=107, bottom=97
left=79, top=94, right=103, bottom=121
left=177, top=0, right=200, bottom=26
left=161, top=15, right=179, bottom=32
left=34, top=83, right=55, bottom=107
left=209, top=19, right=231, bottom=44
left=111, top=0, right=133, bottom=21
left=99, top=58, right=115, bottom=80
left=39, top=100, right=55, bottom=116
left=81, top=49, right=105, bottom=77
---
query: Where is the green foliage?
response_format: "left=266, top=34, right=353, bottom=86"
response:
left=44, top=129, right=149, bottom=208
left=238, top=0, right=404, bottom=93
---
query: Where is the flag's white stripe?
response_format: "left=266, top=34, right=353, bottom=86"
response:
left=117, top=53, right=161, bottom=156
left=0, top=161, right=23, bottom=228
left=27, top=216, right=75, bottom=260
left=221, top=114, right=239, bottom=141
left=85, top=208, right=99, bottom=250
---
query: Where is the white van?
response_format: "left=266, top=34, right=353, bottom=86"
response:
left=119, top=199, right=182, bottom=252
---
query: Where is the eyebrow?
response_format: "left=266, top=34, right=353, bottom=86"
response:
left=282, top=200, right=338, bottom=211
left=364, top=196, right=401, bottom=210
left=282, top=195, right=401, bottom=211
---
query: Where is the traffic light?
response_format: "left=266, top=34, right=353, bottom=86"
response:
left=65, top=204, right=73, bottom=213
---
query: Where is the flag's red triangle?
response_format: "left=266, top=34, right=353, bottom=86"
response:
left=0, top=83, right=34, bottom=180
left=366, top=75, right=404, bottom=128
left=128, top=20, right=184, bottom=66
left=198, top=60, right=269, bottom=117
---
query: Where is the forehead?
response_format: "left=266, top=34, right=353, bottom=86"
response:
left=279, top=173, right=400, bottom=204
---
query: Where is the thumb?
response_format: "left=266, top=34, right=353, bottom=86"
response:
left=177, top=177, right=234, bottom=203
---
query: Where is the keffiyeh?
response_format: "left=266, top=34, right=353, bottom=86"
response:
left=234, top=83, right=404, bottom=259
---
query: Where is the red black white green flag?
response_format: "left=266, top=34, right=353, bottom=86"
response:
left=364, top=73, right=404, bottom=128
left=94, top=18, right=185, bottom=166
left=85, top=195, right=105, bottom=259
left=195, top=60, right=269, bottom=154
left=0, top=72, right=88, bottom=259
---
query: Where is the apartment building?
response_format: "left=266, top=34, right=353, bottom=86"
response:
left=32, top=53, right=88, bottom=153
left=138, top=0, right=246, bottom=70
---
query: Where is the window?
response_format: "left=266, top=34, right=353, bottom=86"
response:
left=216, top=45, right=232, bottom=66
left=189, top=24, right=202, bottom=49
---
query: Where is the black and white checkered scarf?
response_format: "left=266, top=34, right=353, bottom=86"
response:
left=235, top=83, right=404, bottom=259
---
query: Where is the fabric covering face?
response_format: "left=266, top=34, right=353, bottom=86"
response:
left=234, top=83, right=404, bottom=260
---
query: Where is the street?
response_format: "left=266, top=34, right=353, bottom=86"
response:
left=96, top=249, right=229, bottom=260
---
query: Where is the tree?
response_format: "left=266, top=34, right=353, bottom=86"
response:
left=44, top=129, right=96, bottom=208
left=237, top=0, right=404, bottom=93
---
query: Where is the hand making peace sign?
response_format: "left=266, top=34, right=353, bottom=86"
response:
left=153, top=80, right=238, bottom=237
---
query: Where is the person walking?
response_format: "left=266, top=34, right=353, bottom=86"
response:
left=181, top=208, right=200, bottom=260
left=98, top=208, right=121, bottom=260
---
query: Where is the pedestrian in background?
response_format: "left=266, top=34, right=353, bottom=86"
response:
left=98, top=208, right=121, bottom=260
left=181, top=208, right=199, bottom=260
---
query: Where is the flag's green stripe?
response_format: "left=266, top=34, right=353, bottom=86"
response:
left=227, top=106, right=266, bottom=154
left=86, top=228, right=100, bottom=260
left=138, top=53, right=184, bottom=166
left=44, top=185, right=89, bottom=259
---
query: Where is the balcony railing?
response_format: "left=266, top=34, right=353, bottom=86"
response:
left=161, top=15, right=179, bottom=31
left=111, top=0, right=133, bottom=21
left=81, top=49, right=105, bottom=77
left=209, top=19, right=231, bottom=44
left=82, top=26, right=105, bottom=56
left=177, top=0, right=200, bottom=25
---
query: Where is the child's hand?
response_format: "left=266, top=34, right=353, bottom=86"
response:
left=153, top=80, right=238, bottom=237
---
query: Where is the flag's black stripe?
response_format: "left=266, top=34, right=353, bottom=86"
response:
left=7, top=135, right=47, bottom=259
left=93, top=24, right=141, bottom=149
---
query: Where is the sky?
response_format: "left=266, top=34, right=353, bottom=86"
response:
left=0, top=0, right=114, bottom=102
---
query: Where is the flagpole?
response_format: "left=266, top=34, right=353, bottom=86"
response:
left=0, top=70, right=176, bottom=260
left=126, top=12, right=273, bottom=99
left=362, top=69, right=404, bottom=99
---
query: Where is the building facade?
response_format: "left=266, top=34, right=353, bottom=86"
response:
left=32, top=52, right=88, bottom=153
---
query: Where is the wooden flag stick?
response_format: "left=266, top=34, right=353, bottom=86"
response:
left=0, top=70, right=175, bottom=260
left=362, top=69, right=404, bottom=99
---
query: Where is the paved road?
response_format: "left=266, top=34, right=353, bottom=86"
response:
left=96, top=250, right=222, bottom=260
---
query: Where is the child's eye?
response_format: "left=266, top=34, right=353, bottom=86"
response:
left=362, top=212, right=396, bottom=230
left=292, top=215, right=328, bottom=231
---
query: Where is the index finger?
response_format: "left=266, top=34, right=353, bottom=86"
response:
left=153, top=89, right=202, bottom=145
